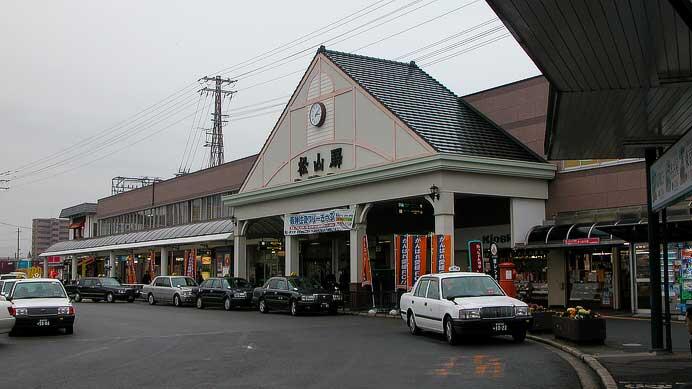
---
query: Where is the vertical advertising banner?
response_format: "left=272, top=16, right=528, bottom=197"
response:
left=149, top=251, right=156, bottom=277
left=431, top=235, right=452, bottom=273
left=126, top=256, right=136, bottom=284
left=468, top=240, right=483, bottom=273
left=412, top=235, right=427, bottom=284
left=361, top=235, right=372, bottom=287
left=223, top=254, right=231, bottom=277
left=395, top=235, right=413, bottom=290
left=185, top=250, right=196, bottom=278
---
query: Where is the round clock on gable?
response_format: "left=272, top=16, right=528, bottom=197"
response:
left=309, top=102, right=326, bottom=127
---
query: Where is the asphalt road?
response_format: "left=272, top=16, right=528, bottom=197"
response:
left=1, top=301, right=580, bottom=389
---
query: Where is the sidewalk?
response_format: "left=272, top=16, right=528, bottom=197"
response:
left=530, top=317, right=691, bottom=388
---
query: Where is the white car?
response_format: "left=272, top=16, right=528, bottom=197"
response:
left=399, top=270, right=531, bottom=345
left=6, top=278, right=75, bottom=335
left=0, top=296, right=16, bottom=335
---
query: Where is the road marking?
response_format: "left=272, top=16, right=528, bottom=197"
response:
left=622, top=343, right=643, bottom=347
left=473, top=354, right=503, bottom=378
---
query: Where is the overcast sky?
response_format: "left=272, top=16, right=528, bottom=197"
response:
left=0, top=0, right=539, bottom=257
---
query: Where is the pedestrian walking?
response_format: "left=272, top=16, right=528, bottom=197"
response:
left=141, top=270, right=151, bottom=285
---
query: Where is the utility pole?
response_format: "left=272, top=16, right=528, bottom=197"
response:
left=0, top=170, right=10, bottom=190
left=199, top=76, right=236, bottom=168
left=16, top=227, right=20, bottom=261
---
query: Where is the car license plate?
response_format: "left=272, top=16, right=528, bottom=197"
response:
left=36, top=319, right=50, bottom=327
left=321, top=303, right=330, bottom=308
left=493, top=323, right=507, bottom=332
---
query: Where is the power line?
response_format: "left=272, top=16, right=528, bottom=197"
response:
left=419, top=33, right=512, bottom=67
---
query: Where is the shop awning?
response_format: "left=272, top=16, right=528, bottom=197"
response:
left=39, top=219, right=233, bottom=257
left=68, top=222, right=84, bottom=229
left=524, top=222, right=624, bottom=248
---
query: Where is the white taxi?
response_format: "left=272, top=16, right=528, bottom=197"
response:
left=399, top=269, right=531, bottom=345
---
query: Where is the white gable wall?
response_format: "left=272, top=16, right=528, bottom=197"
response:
left=241, top=54, right=435, bottom=193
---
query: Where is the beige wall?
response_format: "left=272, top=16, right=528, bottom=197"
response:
left=242, top=54, right=433, bottom=192
left=547, top=249, right=566, bottom=307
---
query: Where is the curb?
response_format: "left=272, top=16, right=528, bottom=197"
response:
left=527, top=335, right=617, bottom=389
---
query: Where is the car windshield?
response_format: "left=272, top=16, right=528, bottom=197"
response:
left=229, top=278, right=250, bottom=288
left=100, top=278, right=121, bottom=286
left=2, top=281, right=16, bottom=295
left=170, top=277, right=196, bottom=287
left=441, top=276, right=504, bottom=298
left=288, top=277, right=322, bottom=289
left=12, top=281, right=67, bottom=299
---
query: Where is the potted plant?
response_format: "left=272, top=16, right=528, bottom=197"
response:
left=553, top=306, right=606, bottom=344
left=528, top=304, right=555, bottom=333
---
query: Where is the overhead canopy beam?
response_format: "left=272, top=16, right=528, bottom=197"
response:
left=487, top=0, right=692, bottom=159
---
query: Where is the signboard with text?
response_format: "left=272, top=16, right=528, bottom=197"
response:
left=361, top=235, right=372, bottom=287
left=468, top=240, right=483, bottom=273
left=651, top=128, right=692, bottom=211
left=284, top=208, right=355, bottom=235
left=563, top=238, right=600, bottom=246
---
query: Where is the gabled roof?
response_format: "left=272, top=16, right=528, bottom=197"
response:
left=321, top=48, right=542, bottom=162
left=59, top=203, right=97, bottom=219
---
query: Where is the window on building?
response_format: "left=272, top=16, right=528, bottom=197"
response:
left=191, top=199, right=201, bottom=222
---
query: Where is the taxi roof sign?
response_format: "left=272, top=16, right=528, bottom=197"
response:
left=448, top=265, right=461, bottom=272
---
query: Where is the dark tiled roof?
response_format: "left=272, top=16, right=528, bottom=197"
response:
left=59, top=203, right=97, bottom=218
left=322, top=48, right=541, bottom=162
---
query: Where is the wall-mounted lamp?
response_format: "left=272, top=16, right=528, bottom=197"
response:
left=429, top=185, right=440, bottom=202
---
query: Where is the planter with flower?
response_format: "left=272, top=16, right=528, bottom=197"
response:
left=553, top=306, right=606, bottom=343
left=528, top=304, right=555, bottom=333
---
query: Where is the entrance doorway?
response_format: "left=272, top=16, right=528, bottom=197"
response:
left=299, top=232, right=348, bottom=289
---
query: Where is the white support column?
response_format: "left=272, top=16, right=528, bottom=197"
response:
left=108, top=251, right=116, bottom=278
left=234, top=235, right=247, bottom=279
left=349, top=223, right=366, bottom=284
left=71, top=256, right=78, bottom=281
left=43, top=257, right=48, bottom=278
left=433, top=191, right=455, bottom=264
left=285, top=234, right=299, bottom=276
left=160, top=247, right=168, bottom=276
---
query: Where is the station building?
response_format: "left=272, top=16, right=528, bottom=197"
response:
left=41, top=47, right=572, bottom=310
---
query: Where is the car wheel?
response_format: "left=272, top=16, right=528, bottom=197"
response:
left=512, top=327, right=527, bottom=343
left=73, top=293, right=82, bottom=303
left=106, top=293, right=115, bottom=303
left=148, top=293, right=156, bottom=305
left=258, top=298, right=268, bottom=313
left=444, top=317, right=458, bottom=345
left=64, top=325, right=74, bottom=335
left=290, top=300, right=299, bottom=316
left=408, top=311, right=421, bottom=335
left=196, top=296, right=204, bottom=309
left=223, top=297, right=232, bottom=311
left=174, top=294, right=182, bottom=307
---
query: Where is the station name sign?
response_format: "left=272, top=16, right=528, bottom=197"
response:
left=651, top=129, right=692, bottom=211
left=284, top=208, right=355, bottom=235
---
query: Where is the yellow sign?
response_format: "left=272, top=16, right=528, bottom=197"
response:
left=201, top=256, right=212, bottom=265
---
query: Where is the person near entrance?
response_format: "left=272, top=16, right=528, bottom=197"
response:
left=141, top=271, right=151, bottom=285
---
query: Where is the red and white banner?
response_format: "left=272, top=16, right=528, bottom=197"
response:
left=469, top=241, right=483, bottom=273
left=126, top=256, right=137, bottom=284
left=412, top=235, right=427, bottom=285
left=431, top=234, right=452, bottom=274
left=148, top=251, right=156, bottom=276
left=361, top=235, right=372, bottom=287
left=184, top=249, right=197, bottom=279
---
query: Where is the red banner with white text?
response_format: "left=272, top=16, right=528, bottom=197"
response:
left=430, top=234, right=452, bottom=274
left=361, top=235, right=372, bottom=287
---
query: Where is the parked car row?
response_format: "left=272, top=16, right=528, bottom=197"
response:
left=0, top=278, right=76, bottom=336
left=136, top=275, right=344, bottom=315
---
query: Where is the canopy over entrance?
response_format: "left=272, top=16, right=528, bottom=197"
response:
left=487, top=0, right=692, bottom=159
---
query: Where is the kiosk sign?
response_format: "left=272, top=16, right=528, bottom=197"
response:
left=285, top=208, right=355, bottom=235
